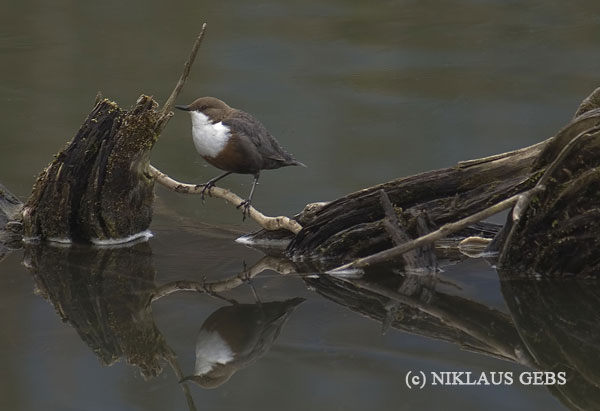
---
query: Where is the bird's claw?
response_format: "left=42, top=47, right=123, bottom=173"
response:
left=239, top=261, right=251, bottom=283
left=198, top=182, right=215, bottom=202
left=236, top=200, right=251, bottom=221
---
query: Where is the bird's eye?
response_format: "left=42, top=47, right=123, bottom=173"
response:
left=200, top=105, right=208, bottom=111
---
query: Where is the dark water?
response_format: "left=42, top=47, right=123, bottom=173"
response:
left=2, top=1, right=600, bottom=410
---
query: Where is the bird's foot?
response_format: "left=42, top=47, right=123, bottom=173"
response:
left=236, top=199, right=252, bottom=221
left=197, top=181, right=216, bottom=202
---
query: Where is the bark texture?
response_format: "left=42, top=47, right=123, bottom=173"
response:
left=21, top=96, right=159, bottom=242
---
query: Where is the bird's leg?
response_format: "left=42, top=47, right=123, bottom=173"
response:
left=239, top=261, right=262, bottom=305
left=196, top=171, right=232, bottom=202
left=237, top=172, right=260, bottom=221
left=202, top=276, right=238, bottom=305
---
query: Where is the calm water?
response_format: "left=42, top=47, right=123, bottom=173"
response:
left=2, top=1, right=600, bottom=410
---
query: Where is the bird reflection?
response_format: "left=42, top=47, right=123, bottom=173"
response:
left=180, top=297, right=305, bottom=388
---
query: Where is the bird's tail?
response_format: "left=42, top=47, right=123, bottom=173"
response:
left=289, top=159, right=307, bottom=167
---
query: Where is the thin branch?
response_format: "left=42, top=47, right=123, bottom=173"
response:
left=156, top=23, right=208, bottom=133
left=327, top=193, right=522, bottom=275
left=148, top=165, right=303, bottom=234
left=150, top=255, right=293, bottom=303
left=151, top=277, right=252, bottom=303
left=163, top=351, right=197, bottom=411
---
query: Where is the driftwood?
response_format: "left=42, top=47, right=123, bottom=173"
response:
left=244, top=87, right=600, bottom=277
left=21, top=96, right=160, bottom=243
left=0, top=182, right=23, bottom=261
left=149, top=165, right=302, bottom=234
left=497, top=103, right=600, bottom=275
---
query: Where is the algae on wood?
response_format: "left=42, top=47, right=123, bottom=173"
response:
left=21, top=96, right=159, bottom=243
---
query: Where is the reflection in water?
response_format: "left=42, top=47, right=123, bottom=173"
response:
left=305, top=266, right=600, bottom=411
left=11, top=235, right=600, bottom=410
left=500, top=275, right=600, bottom=411
left=305, top=269, right=524, bottom=363
left=18, top=240, right=306, bottom=408
left=24, top=241, right=170, bottom=378
left=180, top=298, right=305, bottom=389
left=22, top=240, right=198, bottom=410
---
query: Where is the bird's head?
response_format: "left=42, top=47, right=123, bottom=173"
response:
left=175, top=96, right=233, bottom=123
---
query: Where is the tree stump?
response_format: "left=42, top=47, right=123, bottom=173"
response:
left=497, top=93, right=600, bottom=276
left=20, top=95, right=160, bottom=243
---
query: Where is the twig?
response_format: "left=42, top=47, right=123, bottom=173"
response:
left=151, top=256, right=288, bottom=303
left=327, top=193, right=522, bottom=274
left=148, top=165, right=303, bottom=234
left=379, top=189, right=424, bottom=270
left=163, top=351, right=197, bottom=411
left=379, top=189, right=407, bottom=246
left=156, top=23, right=208, bottom=133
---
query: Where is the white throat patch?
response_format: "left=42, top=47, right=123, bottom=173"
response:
left=190, top=111, right=231, bottom=158
left=194, top=329, right=235, bottom=375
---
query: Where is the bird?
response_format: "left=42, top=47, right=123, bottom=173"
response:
left=179, top=298, right=305, bottom=388
left=175, top=97, right=306, bottom=219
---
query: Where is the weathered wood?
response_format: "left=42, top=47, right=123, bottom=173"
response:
left=533, top=87, right=600, bottom=170
left=497, top=124, right=600, bottom=275
left=0, top=182, right=22, bottom=227
left=0, top=182, right=23, bottom=261
left=379, top=189, right=436, bottom=271
left=237, top=88, right=600, bottom=277
left=150, top=165, right=302, bottom=234
left=21, top=96, right=159, bottom=243
left=266, top=141, right=544, bottom=265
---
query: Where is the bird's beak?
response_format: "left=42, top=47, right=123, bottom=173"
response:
left=174, top=105, right=190, bottom=111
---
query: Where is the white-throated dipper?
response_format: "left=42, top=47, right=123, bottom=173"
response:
left=175, top=97, right=306, bottom=219
left=179, top=298, right=305, bottom=388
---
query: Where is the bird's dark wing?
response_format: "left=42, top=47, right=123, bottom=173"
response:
left=223, top=110, right=293, bottom=164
